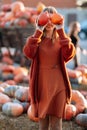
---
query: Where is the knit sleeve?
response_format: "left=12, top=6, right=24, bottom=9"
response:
left=61, top=41, right=76, bottom=63
left=23, top=29, right=43, bottom=59
left=57, top=28, right=71, bottom=44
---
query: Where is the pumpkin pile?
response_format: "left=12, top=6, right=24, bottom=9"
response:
left=0, top=62, right=29, bottom=85
left=0, top=82, right=87, bottom=122
left=67, top=64, right=87, bottom=89
left=0, top=78, right=87, bottom=127
left=0, top=83, right=30, bottom=117
left=63, top=89, right=87, bottom=127
left=0, top=1, right=46, bottom=28
left=64, top=90, right=87, bottom=120
left=0, top=47, right=30, bottom=85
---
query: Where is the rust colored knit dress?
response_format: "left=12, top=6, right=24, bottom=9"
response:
left=38, top=37, right=66, bottom=118
left=23, top=29, right=75, bottom=120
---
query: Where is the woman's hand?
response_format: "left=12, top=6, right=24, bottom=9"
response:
left=35, top=18, right=45, bottom=31
left=56, top=23, right=64, bottom=30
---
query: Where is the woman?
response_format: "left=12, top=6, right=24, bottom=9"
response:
left=68, top=21, right=82, bottom=68
left=23, top=6, right=75, bottom=130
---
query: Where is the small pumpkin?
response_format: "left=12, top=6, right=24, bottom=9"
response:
left=2, top=65, right=15, bottom=73
left=5, top=80, right=16, bottom=85
left=0, top=92, right=11, bottom=104
left=2, top=56, right=13, bottom=65
left=50, top=12, right=64, bottom=25
left=38, top=11, right=49, bottom=26
left=13, top=99, right=29, bottom=113
left=15, top=87, right=30, bottom=102
left=2, top=102, right=23, bottom=117
left=4, top=85, right=20, bottom=97
left=14, top=73, right=25, bottom=83
left=71, top=90, right=87, bottom=114
left=75, top=113, right=87, bottom=127
left=67, top=68, right=82, bottom=78
left=17, top=18, right=28, bottom=27
left=11, top=1, right=25, bottom=15
left=0, top=82, right=9, bottom=89
left=0, top=87, right=4, bottom=93
left=27, top=104, right=39, bottom=122
left=1, top=4, right=11, bottom=12
left=37, top=2, right=46, bottom=13
left=21, top=102, right=30, bottom=113
left=64, top=104, right=76, bottom=120
left=13, top=67, right=28, bottom=76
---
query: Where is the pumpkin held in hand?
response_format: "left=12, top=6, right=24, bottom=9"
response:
left=50, top=12, right=64, bottom=25
left=38, top=11, right=49, bottom=26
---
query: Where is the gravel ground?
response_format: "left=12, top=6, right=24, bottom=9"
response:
left=0, top=112, right=86, bottom=130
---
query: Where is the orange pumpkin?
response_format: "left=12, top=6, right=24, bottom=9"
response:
left=17, top=18, right=28, bottom=27
left=2, top=56, right=13, bottom=65
left=5, top=80, right=16, bottom=85
left=67, top=68, right=82, bottom=78
left=71, top=90, right=87, bottom=114
left=64, top=104, right=76, bottom=120
left=29, top=14, right=38, bottom=24
left=14, top=73, right=25, bottom=83
left=38, top=11, right=49, bottom=26
left=3, top=12, right=14, bottom=22
left=50, top=12, right=64, bottom=25
left=0, top=21, right=6, bottom=28
left=0, top=92, right=11, bottom=104
left=2, top=102, right=23, bottom=117
left=1, top=4, right=11, bottom=12
left=13, top=99, right=30, bottom=113
left=0, top=87, right=4, bottom=93
left=2, top=65, right=15, bottom=73
left=37, top=2, right=46, bottom=13
left=27, top=104, right=39, bottom=122
left=11, top=1, right=25, bottom=15
left=13, top=67, right=28, bottom=76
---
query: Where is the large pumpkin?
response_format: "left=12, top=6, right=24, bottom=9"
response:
left=2, top=102, right=23, bottom=117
